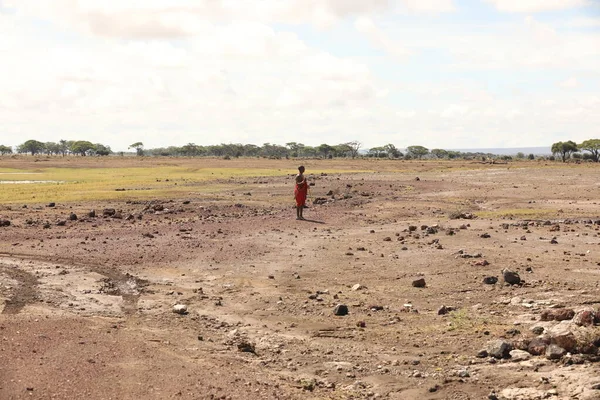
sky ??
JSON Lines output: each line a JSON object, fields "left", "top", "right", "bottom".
{"left": 0, "top": 0, "right": 599, "bottom": 152}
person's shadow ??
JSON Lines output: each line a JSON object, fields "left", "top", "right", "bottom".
{"left": 300, "top": 218, "right": 326, "bottom": 224}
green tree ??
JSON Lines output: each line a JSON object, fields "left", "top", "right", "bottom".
{"left": 383, "top": 144, "right": 402, "bottom": 159}
{"left": 345, "top": 141, "right": 362, "bottom": 159}
{"left": 285, "top": 142, "right": 305, "bottom": 157}
{"left": 578, "top": 139, "right": 600, "bottom": 162}
{"left": 58, "top": 139, "right": 69, "bottom": 157}
{"left": 551, "top": 141, "right": 578, "bottom": 162}
{"left": 129, "top": 142, "right": 145, "bottom": 156}
{"left": 430, "top": 149, "right": 448, "bottom": 159}
{"left": 528, "top": 154, "right": 535, "bottom": 160}
{"left": 70, "top": 141, "right": 96, "bottom": 156}
{"left": 515, "top": 152, "right": 525, "bottom": 159}
{"left": 0, "top": 145, "right": 12, "bottom": 155}
{"left": 17, "top": 140, "right": 45, "bottom": 155}
{"left": 180, "top": 143, "right": 201, "bottom": 156}
{"left": 94, "top": 143, "right": 112, "bottom": 156}
{"left": 407, "top": 145, "right": 429, "bottom": 159}
{"left": 317, "top": 144, "right": 335, "bottom": 158}
{"left": 368, "top": 147, "right": 386, "bottom": 158}
{"left": 44, "top": 142, "right": 61, "bottom": 155}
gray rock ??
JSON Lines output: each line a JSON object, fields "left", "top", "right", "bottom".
{"left": 546, "top": 344, "right": 566, "bottom": 360}
{"left": 486, "top": 339, "right": 513, "bottom": 359}
{"left": 502, "top": 269, "right": 521, "bottom": 285}
{"left": 172, "top": 304, "right": 188, "bottom": 315}
{"left": 334, "top": 304, "right": 349, "bottom": 316}
{"left": 483, "top": 276, "right": 498, "bottom": 284}
{"left": 509, "top": 349, "right": 532, "bottom": 362}
{"left": 351, "top": 284, "right": 364, "bottom": 291}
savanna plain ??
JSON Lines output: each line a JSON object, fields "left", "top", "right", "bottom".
{"left": 1, "top": 156, "right": 599, "bottom": 400}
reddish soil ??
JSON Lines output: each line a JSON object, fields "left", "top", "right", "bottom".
{"left": 1, "top": 158, "right": 600, "bottom": 400}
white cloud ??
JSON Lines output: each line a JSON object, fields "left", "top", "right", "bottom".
{"left": 354, "top": 17, "right": 411, "bottom": 60}
{"left": 559, "top": 77, "right": 579, "bottom": 88}
{"left": 485, "top": 0, "right": 590, "bottom": 13}
{"left": 397, "top": 0, "right": 455, "bottom": 13}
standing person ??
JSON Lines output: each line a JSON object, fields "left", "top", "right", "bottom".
{"left": 294, "top": 166, "right": 308, "bottom": 220}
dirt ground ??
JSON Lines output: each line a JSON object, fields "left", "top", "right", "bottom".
{"left": 1, "top": 157, "right": 600, "bottom": 400}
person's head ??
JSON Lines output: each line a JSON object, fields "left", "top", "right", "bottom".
{"left": 298, "top": 166, "right": 305, "bottom": 174}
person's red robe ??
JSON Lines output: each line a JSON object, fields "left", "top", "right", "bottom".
{"left": 294, "top": 179, "right": 308, "bottom": 207}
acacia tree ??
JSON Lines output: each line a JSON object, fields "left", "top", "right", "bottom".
{"left": 551, "top": 141, "right": 578, "bottom": 162}
{"left": 578, "top": 139, "right": 600, "bottom": 162}
{"left": 17, "top": 140, "right": 45, "bottom": 155}
{"left": 0, "top": 145, "right": 12, "bottom": 155}
{"left": 430, "top": 149, "right": 448, "bottom": 159}
{"left": 129, "top": 142, "right": 145, "bottom": 156}
{"left": 407, "top": 145, "right": 429, "bottom": 159}
{"left": 70, "top": 140, "right": 96, "bottom": 156}
{"left": 383, "top": 143, "right": 402, "bottom": 159}
{"left": 345, "top": 141, "right": 362, "bottom": 159}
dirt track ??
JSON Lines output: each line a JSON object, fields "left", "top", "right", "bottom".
{"left": 1, "top": 158, "right": 600, "bottom": 400}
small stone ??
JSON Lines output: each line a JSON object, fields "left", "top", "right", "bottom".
{"left": 531, "top": 326, "right": 545, "bottom": 335}
{"left": 351, "top": 284, "right": 364, "bottom": 291}
{"left": 412, "top": 278, "right": 426, "bottom": 288}
{"left": 528, "top": 338, "right": 548, "bottom": 356}
{"left": 438, "top": 305, "right": 455, "bottom": 315}
{"left": 88, "top": 210, "right": 96, "bottom": 218}
{"left": 509, "top": 349, "right": 532, "bottom": 362}
{"left": 47, "top": 202, "right": 55, "bottom": 207}
{"left": 458, "top": 369, "right": 470, "bottom": 378}
{"left": 334, "top": 304, "right": 349, "bottom": 316}
{"left": 502, "top": 269, "right": 521, "bottom": 285}
{"left": 237, "top": 341, "right": 256, "bottom": 354}
{"left": 483, "top": 276, "right": 498, "bottom": 285}
{"left": 69, "top": 213, "right": 78, "bottom": 221}
{"left": 545, "top": 344, "right": 566, "bottom": 360}
{"left": 172, "top": 304, "right": 188, "bottom": 315}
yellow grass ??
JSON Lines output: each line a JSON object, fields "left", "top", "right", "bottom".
{"left": 0, "top": 165, "right": 370, "bottom": 204}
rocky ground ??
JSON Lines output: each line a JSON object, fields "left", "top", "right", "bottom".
{"left": 1, "top": 158, "right": 600, "bottom": 400}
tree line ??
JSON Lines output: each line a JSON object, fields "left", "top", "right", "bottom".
{"left": 1, "top": 140, "right": 112, "bottom": 156}
{"left": 1, "top": 139, "right": 599, "bottom": 162}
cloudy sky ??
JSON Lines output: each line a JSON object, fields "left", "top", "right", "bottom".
{"left": 0, "top": 0, "right": 599, "bottom": 151}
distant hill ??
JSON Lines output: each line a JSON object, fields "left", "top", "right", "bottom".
{"left": 448, "top": 146, "right": 551, "bottom": 156}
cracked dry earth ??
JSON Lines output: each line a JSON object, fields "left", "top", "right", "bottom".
{"left": 1, "top": 159, "right": 600, "bottom": 400}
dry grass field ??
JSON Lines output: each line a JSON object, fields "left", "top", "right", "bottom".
{"left": 1, "top": 156, "right": 599, "bottom": 400}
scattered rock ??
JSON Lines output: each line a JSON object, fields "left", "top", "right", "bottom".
{"left": 172, "top": 304, "right": 188, "bottom": 315}
{"left": 438, "top": 305, "right": 456, "bottom": 315}
{"left": 531, "top": 326, "right": 545, "bottom": 335}
{"left": 103, "top": 208, "right": 116, "bottom": 217}
{"left": 88, "top": 210, "right": 96, "bottom": 218}
{"left": 0, "top": 220, "right": 10, "bottom": 227}
{"left": 47, "top": 202, "right": 56, "bottom": 208}
{"left": 412, "top": 278, "right": 426, "bottom": 288}
{"left": 334, "top": 304, "right": 349, "bottom": 316}
{"left": 351, "top": 284, "right": 364, "bottom": 291}
{"left": 502, "top": 269, "right": 521, "bottom": 285}
{"left": 527, "top": 338, "right": 549, "bottom": 356}
{"left": 541, "top": 309, "right": 575, "bottom": 321}
{"left": 486, "top": 339, "right": 513, "bottom": 359}
{"left": 572, "top": 309, "right": 596, "bottom": 326}
{"left": 509, "top": 349, "right": 532, "bottom": 362}
{"left": 545, "top": 323, "right": 578, "bottom": 353}
{"left": 237, "top": 341, "right": 256, "bottom": 354}
{"left": 545, "top": 344, "right": 566, "bottom": 360}
{"left": 69, "top": 213, "right": 77, "bottom": 221}
{"left": 56, "top": 220, "right": 66, "bottom": 226}
{"left": 483, "top": 276, "right": 498, "bottom": 285}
